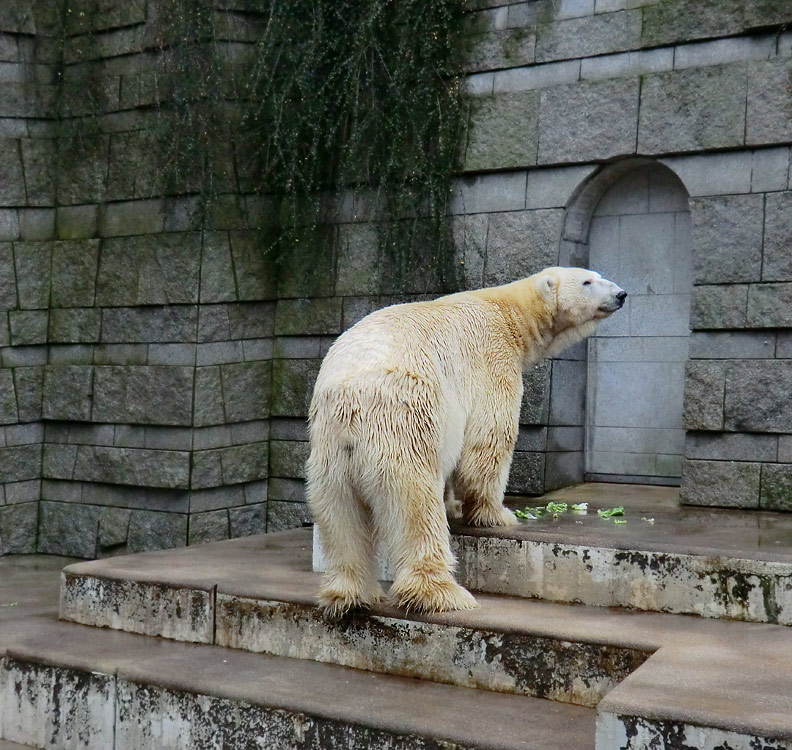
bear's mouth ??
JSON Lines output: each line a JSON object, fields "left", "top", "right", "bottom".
{"left": 599, "top": 292, "right": 627, "bottom": 314}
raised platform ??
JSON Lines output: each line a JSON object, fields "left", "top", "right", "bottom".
{"left": 314, "top": 483, "right": 792, "bottom": 623}
{"left": 5, "top": 486, "right": 792, "bottom": 749}
{"left": 1, "top": 547, "right": 593, "bottom": 750}
{"left": 59, "top": 525, "right": 792, "bottom": 748}
{"left": 460, "top": 483, "right": 792, "bottom": 624}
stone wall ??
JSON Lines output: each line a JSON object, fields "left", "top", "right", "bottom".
{"left": 0, "top": 2, "right": 276, "bottom": 556}
{"left": 455, "top": 0, "right": 792, "bottom": 509}
{"left": 0, "top": 2, "right": 58, "bottom": 554}
{"left": 1, "top": 0, "right": 792, "bottom": 556}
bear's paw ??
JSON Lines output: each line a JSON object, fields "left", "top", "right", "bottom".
{"left": 317, "top": 581, "right": 386, "bottom": 619}
{"left": 391, "top": 572, "right": 478, "bottom": 614}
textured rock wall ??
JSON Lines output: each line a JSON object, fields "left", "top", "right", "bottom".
{"left": 0, "top": 3, "right": 58, "bottom": 554}
{"left": 1, "top": 0, "right": 792, "bottom": 557}
{"left": 0, "top": 2, "right": 275, "bottom": 556}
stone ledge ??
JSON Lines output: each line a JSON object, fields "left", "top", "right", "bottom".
{"left": 0, "top": 618, "right": 595, "bottom": 750}
{"left": 455, "top": 530, "right": 792, "bottom": 623}
{"left": 62, "top": 543, "right": 648, "bottom": 706}
{"left": 596, "top": 712, "right": 791, "bottom": 750}
{"left": 53, "top": 525, "right": 792, "bottom": 746}
{"left": 215, "top": 594, "right": 645, "bottom": 707}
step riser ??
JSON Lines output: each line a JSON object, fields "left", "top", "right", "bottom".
{"left": 313, "top": 528, "right": 792, "bottom": 625}
{"left": 596, "top": 712, "right": 789, "bottom": 750}
{"left": 1, "top": 657, "right": 114, "bottom": 750}
{"left": 7, "top": 655, "right": 781, "bottom": 750}
{"left": 0, "top": 657, "right": 480, "bottom": 750}
{"left": 59, "top": 573, "right": 213, "bottom": 643}
{"left": 215, "top": 595, "right": 647, "bottom": 707}
{"left": 117, "top": 680, "right": 475, "bottom": 750}
{"left": 453, "top": 535, "right": 792, "bottom": 625}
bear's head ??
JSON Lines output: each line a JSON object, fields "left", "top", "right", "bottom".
{"left": 536, "top": 266, "right": 626, "bottom": 331}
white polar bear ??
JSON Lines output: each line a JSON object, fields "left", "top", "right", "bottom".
{"left": 307, "top": 267, "right": 626, "bottom": 616}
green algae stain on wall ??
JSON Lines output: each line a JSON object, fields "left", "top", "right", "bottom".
{"left": 52, "top": 0, "right": 472, "bottom": 296}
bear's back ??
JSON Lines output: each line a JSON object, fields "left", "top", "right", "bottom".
{"left": 315, "top": 296, "right": 502, "bottom": 396}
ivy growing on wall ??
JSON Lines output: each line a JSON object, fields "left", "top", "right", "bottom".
{"left": 55, "top": 0, "right": 471, "bottom": 293}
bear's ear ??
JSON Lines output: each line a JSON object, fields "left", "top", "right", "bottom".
{"left": 536, "top": 274, "right": 557, "bottom": 298}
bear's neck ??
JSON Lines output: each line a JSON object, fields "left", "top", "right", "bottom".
{"left": 481, "top": 285, "right": 557, "bottom": 364}
{"left": 484, "top": 284, "right": 596, "bottom": 365}
{"left": 542, "top": 320, "right": 597, "bottom": 359}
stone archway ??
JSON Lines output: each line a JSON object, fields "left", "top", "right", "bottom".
{"left": 561, "top": 160, "right": 692, "bottom": 485}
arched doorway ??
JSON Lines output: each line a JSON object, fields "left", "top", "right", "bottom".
{"left": 574, "top": 162, "right": 692, "bottom": 484}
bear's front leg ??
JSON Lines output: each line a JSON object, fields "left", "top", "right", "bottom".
{"left": 456, "top": 414, "right": 519, "bottom": 529}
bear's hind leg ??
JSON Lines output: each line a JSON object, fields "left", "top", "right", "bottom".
{"left": 308, "top": 463, "right": 385, "bottom": 618}
{"left": 382, "top": 473, "right": 478, "bottom": 613}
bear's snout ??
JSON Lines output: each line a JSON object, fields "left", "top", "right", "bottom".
{"left": 596, "top": 277, "right": 627, "bottom": 315}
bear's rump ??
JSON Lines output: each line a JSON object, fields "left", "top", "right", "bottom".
{"left": 310, "top": 371, "right": 465, "bottom": 484}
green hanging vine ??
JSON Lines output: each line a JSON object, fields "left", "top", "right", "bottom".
{"left": 55, "top": 0, "right": 471, "bottom": 294}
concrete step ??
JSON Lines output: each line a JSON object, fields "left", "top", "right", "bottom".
{"left": 452, "top": 483, "right": 792, "bottom": 625}
{"left": 61, "top": 530, "right": 657, "bottom": 706}
{"left": 62, "top": 530, "right": 649, "bottom": 706}
{"left": 0, "top": 615, "right": 595, "bottom": 750}
{"left": 58, "top": 529, "right": 792, "bottom": 748}
{"left": 309, "top": 484, "right": 792, "bottom": 624}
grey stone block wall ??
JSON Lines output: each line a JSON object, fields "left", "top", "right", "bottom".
{"left": 458, "top": 0, "right": 792, "bottom": 505}
{"left": 674, "top": 149, "right": 792, "bottom": 507}
{"left": 2, "top": 0, "right": 792, "bottom": 559}
{"left": 0, "top": 3, "right": 59, "bottom": 555}
{"left": 0, "top": 3, "right": 279, "bottom": 557}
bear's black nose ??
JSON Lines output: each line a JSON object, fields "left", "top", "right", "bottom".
{"left": 616, "top": 291, "right": 627, "bottom": 302}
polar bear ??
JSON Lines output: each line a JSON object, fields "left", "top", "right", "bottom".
{"left": 307, "top": 267, "right": 626, "bottom": 616}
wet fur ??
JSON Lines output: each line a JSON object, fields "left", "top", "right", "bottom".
{"left": 307, "top": 267, "right": 624, "bottom": 616}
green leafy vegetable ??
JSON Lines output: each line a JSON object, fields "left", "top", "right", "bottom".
{"left": 597, "top": 506, "right": 625, "bottom": 520}
{"left": 514, "top": 500, "right": 581, "bottom": 520}
{"left": 613, "top": 519, "right": 627, "bottom": 525}
{"left": 571, "top": 502, "right": 588, "bottom": 512}
{"left": 514, "top": 506, "right": 548, "bottom": 519}
{"left": 514, "top": 508, "right": 537, "bottom": 519}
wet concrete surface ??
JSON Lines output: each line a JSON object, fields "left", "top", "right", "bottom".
{"left": 495, "top": 482, "right": 792, "bottom": 562}
{"left": 58, "top": 526, "right": 792, "bottom": 743}
{"left": 0, "top": 555, "right": 75, "bottom": 641}
{"left": 1, "top": 551, "right": 597, "bottom": 750}
{"left": 5, "top": 511, "right": 792, "bottom": 746}
{"left": 0, "top": 556, "right": 74, "bottom": 750}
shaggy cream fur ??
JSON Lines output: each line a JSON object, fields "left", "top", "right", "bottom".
{"left": 307, "top": 267, "right": 626, "bottom": 616}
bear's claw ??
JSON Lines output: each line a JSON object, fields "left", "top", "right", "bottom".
{"left": 317, "top": 583, "right": 386, "bottom": 619}
{"left": 466, "top": 505, "right": 519, "bottom": 528}
{"left": 390, "top": 575, "right": 479, "bottom": 614}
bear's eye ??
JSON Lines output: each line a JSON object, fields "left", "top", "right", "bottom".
{"left": 583, "top": 280, "right": 592, "bottom": 286}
